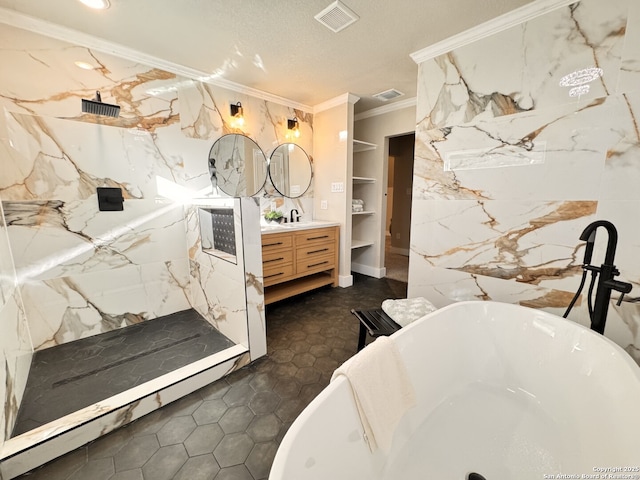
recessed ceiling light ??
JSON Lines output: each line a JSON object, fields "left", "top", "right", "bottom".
{"left": 74, "top": 61, "right": 94, "bottom": 70}
{"left": 78, "top": 0, "right": 110, "bottom": 9}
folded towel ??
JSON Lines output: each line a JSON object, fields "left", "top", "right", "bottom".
{"left": 352, "top": 205, "right": 364, "bottom": 212}
{"left": 331, "top": 336, "right": 416, "bottom": 452}
{"left": 352, "top": 198, "right": 364, "bottom": 205}
{"left": 381, "top": 297, "right": 437, "bottom": 327}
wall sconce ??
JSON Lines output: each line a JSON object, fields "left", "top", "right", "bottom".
{"left": 287, "top": 117, "right": 300, "bottom": 138}
{"left": 230, "top": 102, "right": 244, "bottom": 127}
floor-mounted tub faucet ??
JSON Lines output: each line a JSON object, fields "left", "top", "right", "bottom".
{"left": 566, "top": 220, "right": 633, "bottom": 334}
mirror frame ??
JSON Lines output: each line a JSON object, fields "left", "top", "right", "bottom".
{"left": 208, "top": 134, "right": 268, "bottom": 197}
{"left": 268, "top": 143, "right": 312, "bottom": 198}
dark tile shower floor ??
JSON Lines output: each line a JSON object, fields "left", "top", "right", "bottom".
{"left": 17, "top": 274, "right": 407, "bottom": 480}
{"left": 13, "top": 309, "right": 235, "bottom": 437}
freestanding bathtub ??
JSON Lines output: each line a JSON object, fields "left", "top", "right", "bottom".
{"left": 269, "top": 301, "right": 640, "bottom": 480}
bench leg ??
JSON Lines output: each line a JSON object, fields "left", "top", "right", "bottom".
{"left": 357, "top": 323, "right": 367, "bottom": 351}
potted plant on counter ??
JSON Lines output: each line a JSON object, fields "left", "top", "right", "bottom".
{"left": 264, "top": 210, "right": 284, "bottom": 224}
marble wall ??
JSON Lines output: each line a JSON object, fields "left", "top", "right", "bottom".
{"left": 0, "top": 20, "right": 311, "bottom": 442}
{"left": 410, "top": 0, "right": 640, "bottom": 363}
{"left": 179, "top": 82, "right": 315, "bottom": 221}
{"left": 0, "top": 201, "right": 31, "bottom": 446}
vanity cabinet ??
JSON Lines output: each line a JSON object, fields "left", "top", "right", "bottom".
{"left": 261, "top": 225, "right": 339, "bottom": 305}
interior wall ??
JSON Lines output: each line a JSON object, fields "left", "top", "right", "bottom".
{"left": 313, "top": 99, "right": 352, "bottom": 286}
{"left": 178, "top": 82, "right": 315, "bottom": 223}
{"left": 0, "top": 201, "right": 32, "bottom": 445}
{"left": 409, "top": 0, "right": 640, "bottom": 364}
{"left": 353, "top": 106, "right": 416, "bottom": 274}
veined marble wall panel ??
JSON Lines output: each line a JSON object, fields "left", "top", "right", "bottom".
{"left": 0, "top": 113, "right": 189, "bottom": 201}
{"left": 0, "top": 112, "right": 200, "bottom": 347}
{"left": 0, "top": 24, "right": 179, "bottom": 129}
{"left": 418, "top": 0, "right": 628, "bottom": 131}
{"left": 3, "top": 199, "right": 188, "bottom": 282}
{"left": 618, "top": 0, "right": 640, "bottom": 94}
{"left": 0, "top": 293, "right": 32, "bottom": 442}
{"left": 600, "top": 92, "right": 640, "bottom": 202}
{"left": 0, "top": 202, "right": 32, "bottom": 444}
{"left": 408, "top": 199, "right": 597, "bottom": 293}
{"left": 414, "top": 97, "right": 622, "bottom": 201}
{"left": 407, "top": 262, "right": 575, "bottom": 313}
{"left": 179, "top": 83, "right": 312, "bottom": 151}
{"left": 412, "top": 0, "right": 640, "bottom": 362}
{"left": 19, "top": 259, "right": 190, "bottom": 350}
{"left": 241, "top": 198, "right": 266, "bottom": 360}
{"left": 186, "top": 202, "right": 249, "bottom": 347}
{"left": 179, "top": 83, "right": 315, "bottom": 208}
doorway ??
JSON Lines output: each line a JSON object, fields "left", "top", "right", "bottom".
{"left": 384, "top": 133, "right": 415, "bottom": 283}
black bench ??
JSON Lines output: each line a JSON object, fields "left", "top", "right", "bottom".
{"left": 350, "top": 308, "right": 401, "bottom": 351}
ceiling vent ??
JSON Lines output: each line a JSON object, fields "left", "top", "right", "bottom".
{"left": 372, "top": 88, "right": 404, "bottom": 101}
{"left": 315, "top": 1, "right": 359, "bottom": 33}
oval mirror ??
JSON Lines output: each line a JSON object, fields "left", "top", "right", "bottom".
{"left": 269, "top": 143, "right": 312, "bottom": 198}
{"left": 208, "top": 134, "right": 268, "bottom": 197}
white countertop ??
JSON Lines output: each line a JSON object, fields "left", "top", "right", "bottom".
{"left": 260, "top": 220, "right": 340, "bottom": 234}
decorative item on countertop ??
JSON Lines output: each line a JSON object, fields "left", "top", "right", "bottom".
{"left": 264, "top": 209, "right": 284, "bottom": 224}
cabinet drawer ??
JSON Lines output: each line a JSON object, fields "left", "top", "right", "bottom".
{"left": 296, "top": 254, "right": 335, "bottom": 276}
{"left": 262, "top": 249, "right": 293, "bottom": 267}
{"left": 294, "top": 227, "right": 335, "bottom": 247}
{"left": 263, "top": 263, "right": 294, "bottom": 286}
{"left": 297, "top": 243, "right": 335, "bottom": 262}
{"left": 261, "top": 233, "right": 292, "bottom": 252}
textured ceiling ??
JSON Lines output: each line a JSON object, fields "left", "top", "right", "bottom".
{"left": 0, "top": 0, "right": 534, "bottom": 112}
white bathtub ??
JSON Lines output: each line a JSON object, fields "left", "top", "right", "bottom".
{"left": 270, "top": 301, "right": 640, "bottom": 480}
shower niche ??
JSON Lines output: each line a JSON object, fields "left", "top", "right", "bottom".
{"left": 199, "top": 206, "right": 237, "bottom": 263}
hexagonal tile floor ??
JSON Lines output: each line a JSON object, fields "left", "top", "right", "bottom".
{"left": 17, "top": 274, "right": 406, "bottom": 480}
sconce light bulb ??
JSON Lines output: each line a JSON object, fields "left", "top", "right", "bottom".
{"left": 288, "top": 117, "right": 301, "bottom": 138}
{"left": 230, "top": 102, "right": 244, "bottom": 128}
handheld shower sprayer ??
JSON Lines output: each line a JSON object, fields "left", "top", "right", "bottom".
{"left": 581, "top": 230, "right": 595, "bottom": 266}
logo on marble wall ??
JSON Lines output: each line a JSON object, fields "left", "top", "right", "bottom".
{"left": 559, "top": 67, "right": 604, "bottom": 98}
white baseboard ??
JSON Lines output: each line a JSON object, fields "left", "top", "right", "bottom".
{"left": 338, "top": 274, "right": 353, "bottom": 288}
{"left": 351, "top": 263, "right": 386, "bottom": 279}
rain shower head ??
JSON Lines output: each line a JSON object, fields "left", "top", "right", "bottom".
{"left": 82, "top": 91, "right": 120, "bottom": 118}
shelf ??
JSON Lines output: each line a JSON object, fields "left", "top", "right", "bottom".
{"left": 353, "top": 176, "right": 375, "bottom": 184}
{"left": 353, "top": 139, "right": 377, "bottom": 153}
{"left": 351, "top": 239, "right": 374, "bottom": 249}
{"left": 264, "top": 272, "right": 335, "bottom": 305}
{"left": 352, "top": 210, "right": 375, "bottom": 216}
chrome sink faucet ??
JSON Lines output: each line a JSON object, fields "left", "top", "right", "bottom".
{"left": 290, "top": 209, "right": 300, "bottom": 223}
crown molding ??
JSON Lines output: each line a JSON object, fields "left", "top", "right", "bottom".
{"left": 410, "top": 0, "right": 579, "bottom": 64}
{"left": 313, "top": 93, "right": 361, "bottom": 114}
{"left": 354, "top": 97, "right": 417, "bottom": 121}
{"left": 0, "top": 7, "right": 314, "bottom": 113}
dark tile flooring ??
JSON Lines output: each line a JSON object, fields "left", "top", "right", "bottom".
{"left": 17, "top": 274, "right": 407, "bottom": 480}
{"left": 13, "top": 310, "right": 235, "bottom": 437}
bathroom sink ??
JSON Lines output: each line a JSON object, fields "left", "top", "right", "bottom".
{"left": 261, "top": 222, "right": 310, "bottom": 231}
{"left": 261, "top": 223, "right": 298, "bottom": 231}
